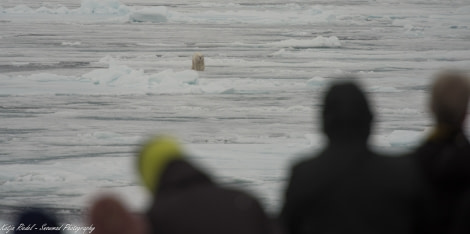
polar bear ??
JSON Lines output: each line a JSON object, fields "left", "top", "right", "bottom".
{"left": 192, "top": 52, "right": 205, "bottom": 71}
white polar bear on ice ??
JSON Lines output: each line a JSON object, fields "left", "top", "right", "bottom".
{"left": 192, "top": 52, "right": 205, "bottom": 71}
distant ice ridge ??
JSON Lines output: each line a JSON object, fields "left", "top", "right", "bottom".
{"left": 1, "top": 0, "right": 168, "bottom": 23}
{"left": 3, "top": 0, "right": 469, "bottom": 26}
{"left": 79, "top": 0, "right": 128, "bottom": 14}
{"left": 1, "top": 0, "right": 131, "bottom": 15}
{"left": 0, "top": 56, "right": 310, "bottom": 96}
{"left": 0, "top": 0, "right": 337, "bottom": 25}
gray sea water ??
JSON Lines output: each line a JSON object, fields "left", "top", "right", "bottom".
{"left": 1, "top": 0, "right": 469, "bottom": 223}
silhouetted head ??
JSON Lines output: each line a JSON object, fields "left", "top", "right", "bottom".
{"left": 15, "top": 208, "right": 61, "bottom": 234}
{"left": 430, "top": 70, "right": 470, "bottom": 128}
{"left": 322, "top": 81, "right": 373, "bottom": 144}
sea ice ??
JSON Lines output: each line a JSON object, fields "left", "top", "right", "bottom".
{"left": 129, "top": 7, "right": 168, "bottom": 23}
{"left": 268, "top": 36, "right": 342, "bottom": 48}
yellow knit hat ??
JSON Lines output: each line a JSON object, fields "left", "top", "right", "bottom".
{"left": 137, "top": 135, "right": 183, "bottom": 193}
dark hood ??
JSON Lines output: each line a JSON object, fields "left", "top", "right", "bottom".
{"left": 322, "top": 81, "right": 373, "bottom": 144}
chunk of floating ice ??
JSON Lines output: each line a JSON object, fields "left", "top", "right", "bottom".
{"left": 78, "top": 0, "right": 129, "bottom": 15}
{"left": 129, "top": 6, "right": 168, "bottom": 23}
{"left": 306, "top": 76, "right": 326, "bottom": 87}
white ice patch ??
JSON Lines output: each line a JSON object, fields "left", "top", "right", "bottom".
{"left": 370, "top": 86, "right": 401, "bottom": 93}
{"left": 61, "top": 41, "right": 81, "bottom": 46}
{"left": 82, "top": 63, "right": 146, "bottom": 87}
{"left": 129, "top": 6, "right": 168, "bottom": 23}
{"left": 14, "top": 173, "right": 67, "bottom": 183}
{"left": 36, "top": 6, "right": 70, "bottom": 14}
{"left": 378, "top": 108, "right": 421, "bottom": 115}
{"left": 81, "top": 62, "right": 200, "bottom": 94}
{"left": 271, "top": 49, "right": 287, "bottom": 56}
{"left": 76, "top": 131, "right": 141, "bottom": 145}
{"left": 2, "top": 5, "right": 35, "bottom": 14}
{"left": 388, "top": 130, "right": 424, "bottom": 147}
{"left": 84, "top": 56, "right": 198, "bottom": 92}
{"left": 148, "top": 69, "right": 200, "bottom": 93}
{"left": 268, "top": 36, "right": 342, "bottom": 48}
{"left": 78, "top": 0, "right": 129, "bottom": 15}
{"left": 306, "top": 76, "right": 327, "bottom": 87}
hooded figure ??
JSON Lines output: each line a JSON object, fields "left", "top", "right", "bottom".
{"left": 138, "top": 136, "right": 277, "bottom": 234}
{"left": 412, "top": 71, "right": 470, "bottom": 234}
{"left": 280, "top": 81, "right": 432, "bottom": 234}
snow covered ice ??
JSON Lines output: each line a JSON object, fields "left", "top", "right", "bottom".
{"left": 0, "top": 0, "right": 470, "bottom": 223}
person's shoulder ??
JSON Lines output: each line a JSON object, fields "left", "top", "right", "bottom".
{"left": 453, "top": 132, "right": 470, "bottom": 153}
{"left": 290, "top": 151, "right": 325, "bottom": 172}
{"left": 410, "top": 131, "right": 470, "bottom": 163}
{"left": 368, "top": 151, "right": 420, "bottom": 175}
{"left": 384, "top": 153, "right": 428, "bottom": 181}
{"left": 217, "top": 186, "right": 267, "bottom": 212}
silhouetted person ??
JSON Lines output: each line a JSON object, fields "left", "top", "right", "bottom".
{"left": 450, "top": 189, "right": 470, "bottom": 234}
{"left": 15, "top": 208, "right": 62, "bottom": 234}
{"left": 412, "top": 70, "right": 470, "bottom": 234}
{"left": 280, "top": 81, "right": 432, "bottom": 234}
{"left": 137, "top": 135, "right": 279, "bottom": 234}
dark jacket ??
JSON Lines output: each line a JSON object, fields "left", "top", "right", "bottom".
{"left": 280, "top": 82, "right": 432, "bottom": 234}
{"left": 413, "top": 129, "right": 470, "bottom": 234}
{"left": 280, "top": 143, "right": 431, "bottom": 234}
{"left": 147, "top": 159, "right": 275, "bottom": 234}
